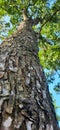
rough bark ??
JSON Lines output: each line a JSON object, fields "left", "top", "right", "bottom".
{"left": 0, "top": 19, "right": 59, "bottom": 130}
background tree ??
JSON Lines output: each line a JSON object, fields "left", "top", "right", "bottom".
{"left": 0, "top": 0, "right": 60, "bottom": 130}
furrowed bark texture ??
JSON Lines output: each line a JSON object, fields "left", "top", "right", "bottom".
{"left": 0, "top": 20, "right": 59, "bottom": 130}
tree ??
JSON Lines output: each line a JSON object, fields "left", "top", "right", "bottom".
{"left": 0, "top": 0, "right": 60, "bottom": 130}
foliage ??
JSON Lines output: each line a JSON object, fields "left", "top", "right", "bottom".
{"left": 54, "top": 83, "right": 60, "bottom": 93}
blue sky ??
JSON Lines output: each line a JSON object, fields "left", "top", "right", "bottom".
{"left": 46, "top": 0, "right": 57, "bottom": 8}
{"left": 49, "top": 72, "right": 60, "bottom": 126}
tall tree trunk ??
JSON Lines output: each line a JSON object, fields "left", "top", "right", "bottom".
{"left": 0, "top": 20, "right": 59, "bottom": 130}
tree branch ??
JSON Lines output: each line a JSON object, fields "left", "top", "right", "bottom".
{"left": 40, "top": 9, "right": 60, "bottom": 32}
{"left": 0, "top": 5, "right": 8, "bottom": 13}
{"left": 39, "top": 34, "right": 54, "bottom": 45}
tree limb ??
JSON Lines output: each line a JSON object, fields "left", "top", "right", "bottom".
{"left": 39, "top": 34, "right": 54, "bottom": 45}
{"left": 40, "top": 9, "right": 60, "bottom": 32}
